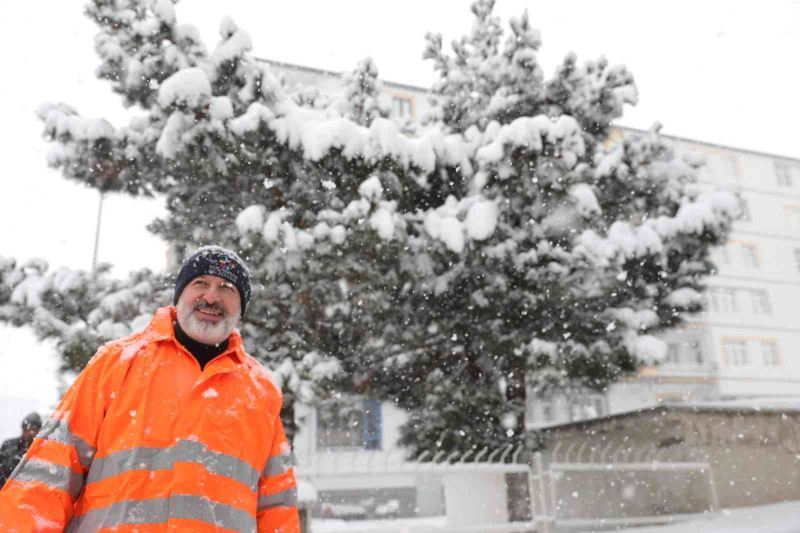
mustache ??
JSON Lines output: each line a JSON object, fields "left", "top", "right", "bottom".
{"left": 192, "top": 301, "right": 227, "bottom": 316}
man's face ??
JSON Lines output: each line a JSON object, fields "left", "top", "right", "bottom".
{"left": 21, "top": 426, "right": 39, "bottom": 443}
{"left": 176, "top": 274, "right": 242, "bottom": 346}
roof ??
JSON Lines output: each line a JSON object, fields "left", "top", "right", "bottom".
{"left": 538, "top": 396, "right": 800, "bottom": 433}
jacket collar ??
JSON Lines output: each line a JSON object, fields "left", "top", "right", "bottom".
{"left": 146, "top": 306, "right": 246, "bottom": 364}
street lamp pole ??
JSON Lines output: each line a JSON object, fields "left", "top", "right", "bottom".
{"left": 92, "top": 189, "right": 105, "bottom": 271}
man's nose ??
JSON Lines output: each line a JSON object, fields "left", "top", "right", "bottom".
{"left": 200, "top": 285, "right": 222, "bottom": 303}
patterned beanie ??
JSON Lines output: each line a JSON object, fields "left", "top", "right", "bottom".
{"left": 173, "top": 246, "right": 251, "bottom": 315}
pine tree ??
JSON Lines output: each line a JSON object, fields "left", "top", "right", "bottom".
{"left": 1, "top": 0, "right": 737, "bottom": 453}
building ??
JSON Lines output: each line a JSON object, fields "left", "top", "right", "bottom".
{"left": 538, "top": 398, "right": 800, "bottom": 510}
{"left": 263, "top": 58, "right": 800, "bottom": 516}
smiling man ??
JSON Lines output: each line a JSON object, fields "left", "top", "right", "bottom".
{"left": 0, "top": 246, "right": 300, "bottom": 532}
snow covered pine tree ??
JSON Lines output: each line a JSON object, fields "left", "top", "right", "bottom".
{"left": 0, "top": 0, "right": 737, "bottom": 454}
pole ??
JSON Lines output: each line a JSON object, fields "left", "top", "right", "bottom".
{"left": 92, "top": 190, "right": 105, "bottom": 271}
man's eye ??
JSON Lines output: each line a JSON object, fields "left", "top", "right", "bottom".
{"left": 220, "top": 283, "right": 235, "bottom": 292}
{"left": 193, "top": 280, "right": 209, "bottom": 288}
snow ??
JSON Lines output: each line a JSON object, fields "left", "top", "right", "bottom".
{"left": 688, "top": 396, "right": 800, "bottom": 412}
{"left": 10, "top": 275, "right": 47, "bottom": 307}
{"left": 209, "top": 96, "right": 234, "bottom": 120}
{"left": 202, "top": 388, "right": 218, "bottom": 398}
{"left": 465, "top": 200, "right": 498, "bottom": 240}
{"left": 236, "top": 204, "right": 266, "bottom": 234}
{"left": 615, "top": 500, "right": 800, "bottom": 533}
{"left": 297, "top": 479, "right": 318, "bottom": 504}
{"left": 263, "top": 211, "right": 289, "bottom": 242}
{"left": 627, "top": 334, "right": 667, "bottom": 364}
{"left": 119, "top": 337, "right": 150, "bottom": 362}
{"left": 37, "top": 103, "right": 114, "bottom": 141}
{"left": 369, "top": 208, "right": 395, "bottom": 240}
{"left": 151, "top": 0, "right": 176, "bottom": 24}
{"left": 570, "top": 184, "right": 602, "bottom": 215}
{"left": 309, "top": 501, "right": 800, "bottom": 532}
{"left": 665, "top": 287, "right": 703, "bottom": 307}
{"left": 212, "top": 17, "right": 252, "bottom": 65}
{"left": 229, "top": 102, "right": 275, "bottom": 135}
{"left": 358, "top": 176, "right": 383, "bottom": 201}
{"left": 476, "top": 115, "right": 585, "bottom": 167}
{"left": 157, "top": 67, "right": 212, "bottom": 109}
{"left": 438, "top": 216, "right": 465, "bottom": 254}
{"left": 312, "top": 516, "right": 447, "bottom": 533}
{"left": 156, "top": 112, "right": 192, "bottom": 158}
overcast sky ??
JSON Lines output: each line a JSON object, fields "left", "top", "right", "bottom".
{"left": 0, "top": 0, "right": 798, "bottom": 436}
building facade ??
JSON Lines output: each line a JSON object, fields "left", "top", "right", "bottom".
{"left": 599, "top": 135, "right": 800, "bottom": 422}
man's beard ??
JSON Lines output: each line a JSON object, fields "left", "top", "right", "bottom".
{"left": 176, "top": 299, "right": 240, "bottom": 346}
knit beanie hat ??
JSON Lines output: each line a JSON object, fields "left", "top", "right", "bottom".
{"left": 22, "top": 412, "right": 42, "bottom": 431}
{"left": 173, "top": 246, "right": 251, "bottom": 315}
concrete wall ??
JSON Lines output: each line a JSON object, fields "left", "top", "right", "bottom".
{"left": 543, "top": 407, "right": 800, "bottom": 510}
{"left": 441, "top": 471, "right": 510, "bottom": 526}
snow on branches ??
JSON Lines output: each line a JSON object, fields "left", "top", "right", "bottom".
{"left": 20, "top": 0, "right": 738, "bottom": 452}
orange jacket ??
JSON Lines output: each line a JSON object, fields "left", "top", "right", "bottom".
{"left": 0, "top": 307, "right": 300, "bottom": 532}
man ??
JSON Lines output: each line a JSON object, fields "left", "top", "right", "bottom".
{"left": 0, "top": 412, "right": 42, "bottom": 487}
{"left": 0, "top": 246, "right": 300, "bottom": 532}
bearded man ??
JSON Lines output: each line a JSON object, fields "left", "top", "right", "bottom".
{"left": 0, "top": 246, "right": 300, "bottom": 532}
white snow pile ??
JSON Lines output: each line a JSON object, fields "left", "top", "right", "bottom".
{"left": 594, "top": 144, "right": 625, "bottom": 179}
{"left": 157, "top": 67, "right": 212, "bottom": 109}
{"left": 424, "top": 195, "right": 499, "bottom": 253}
{"left": 624, "top": 332, "right": 667, "bottom": 364}
{"left": 312, "top": 500, "right": 800, "bottom": 532}
{"left": 569, "top": 183, "right": 602, "bottom": 215}
{"left": 37, "top": 103, "right": 114, "bottom": 141}
{"left": 476, "top": 114, "right": 585, "bottom": 168}
{"left": 575, "top": 190, "right": 739, "bottom": 266}
{"left": 616, "top": 500, "right": 800, "bottom": 533}
{"left": 267, "top": 101, "right": 464, "bottom": 173}
{"left": 665, "top": 287, "right": 703, "bottom": 307}
{"left": 212, "top": 17, "right": 252, "bottom": 66}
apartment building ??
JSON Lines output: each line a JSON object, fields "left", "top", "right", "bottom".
{"left": 598, "top": 137, "right": 800, "bottom": 421}
{"left": 264, "top": 58, "right": 800, "bottom": 515}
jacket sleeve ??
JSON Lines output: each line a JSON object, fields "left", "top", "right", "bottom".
{"left": 0, "top": 346, "right": 116, "bottom": 532}
{"left": 256, "top": 411, "right": 301, "bottom": 533}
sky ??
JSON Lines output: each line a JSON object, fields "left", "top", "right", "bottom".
{"left": 0, "top": 0, "right": 798, "bottom": 437}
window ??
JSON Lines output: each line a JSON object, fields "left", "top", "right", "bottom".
{"left": 786, "top": 206, "right": 800, "bottom": 230}
{"left": 688, "top": 340, "right": 705, "bottom": 364}
{"left": 794, "top": 248, "right": 800, "bottom": 274}
{"left": 760, "top": 340, "right": 780, "bottom": 366}
{"left": 711, "top": 246, "right": 730, "bottom": 267}
{"left": 739, "top": 198, "right": 751, "bottom": 222}
{"left": 748, "top": 289, "right": 772, "bottom": 315}
{"left": 665, "top": 343, "right": 680, "bottom": 364}
{"left": 391, "top": 96, "right": 413, "bottom": 120}
{"left": 568, "top": 394, "right": 606, "bottom": 422}
{"left": 664, "top": 340, "right": 704, "bottom": 366}
{"left": 317, "top": 398, "right": 382, "bottom": 450}
{"left": 721, "top": 154, "right": 741, "bottom": 180}
{"left": 709, "top": 287, "right": 738, "bottom": 313}
{"left": 739, "top": 243, "right": 759, "bottom": 269}
{"left": 722, "top": 340, "right": 748, "bottom": 366}
{"left": 775, "top": 161, "right": 798, "bottom": 187}
{"left": 541, "top": 402, "right": 552, "bottom": 423}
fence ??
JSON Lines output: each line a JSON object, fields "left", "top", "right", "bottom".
{"left": 298, "top": 441, "right": 719, "bottom": 532}
{"left": 530, "top": 441, "right": 719, "bottom": 532}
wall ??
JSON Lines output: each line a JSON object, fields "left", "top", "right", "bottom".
{"left": 543, "top": 407, "right": 800, "bottom": 509}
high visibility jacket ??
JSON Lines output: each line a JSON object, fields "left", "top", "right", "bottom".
{"left": 0, "top": 307, "right": 300, "bottom": 532}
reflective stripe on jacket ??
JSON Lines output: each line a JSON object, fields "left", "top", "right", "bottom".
{"left": 0, "top": 306, "right": 300, "bottom": 532}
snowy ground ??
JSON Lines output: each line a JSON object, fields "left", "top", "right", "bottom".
{"left": 311, "top": 500, "right": 800, "bottom": 532}
{"left": 612, "top": 500, "right": 800, "bottom": 533}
